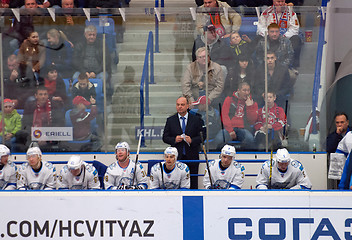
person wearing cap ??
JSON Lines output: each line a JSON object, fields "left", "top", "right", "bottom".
{"left": 150, "top": 147, "right": 190, "bottom": 189}
{"left": 192, "top": 26, "right": 234, "bottom": 71}
{"left": 0, "top": 99, "right": 22, "bottom": 147}
{"left": 57, "top": 155, "right": 100, "bottom": 190}
{"left": 70, "top": 95, "right": 98, "bottom": 145}
{"left": 196, "top": 0, "right": 242, "bottom": 38}
{"left": 104, "top": 141, "right": 148, "bottom": 190}
{"left": 203, "top": 145, "right": 245, "bottom": 189}
{"left": 17, "top": 146, "right": 57, "bottom": 190}
{"left": 256, "top": 148, "right": 312, "bottom": 189}
{"left": 0, "top": 144, "right": 17, "bottom": 190}
{"left": 183, "top": 47, "right": 224, "bottom": 106}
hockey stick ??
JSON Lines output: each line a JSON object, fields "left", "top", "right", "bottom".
{"left": 219, "top": 103, "right": 226, "bottom": 143}
{"left": 159, "top": 162, "right": 165, "bottom": 189}
{"left": 268, "top": 130, "right": 274, "bottom": 189}
{"left": 200, "top": 131, "right": 213, "bottom": 189}
{"left": 132, "top": 133, "right": 143, "bottom": 186}
{"left": 283, "top": 99, "right": 289, "bottom": 138}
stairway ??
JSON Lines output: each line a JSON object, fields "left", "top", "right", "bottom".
{"left": 106, "top": 5, "right": 322, "bottom": 152}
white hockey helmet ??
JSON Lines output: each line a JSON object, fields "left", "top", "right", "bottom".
{"left": 164, "top": 147, "right": 178, "bottom": 159}
{"left": 221, "top": 145, "right": 236, "bottom": 158}
{"left": 68, "top": 155, "right": 83, "bottom": 170}
{"left": 276, "top": 148, "right": 291, "bottom": 163}
{"left": 26, "top": 146, "right": 42, "bottom": 158}
{"left": 115, "top": 141, "right": 130, "bottom": 152}
{"left": 0, "top": 144, "right": 10, "bottom": 157}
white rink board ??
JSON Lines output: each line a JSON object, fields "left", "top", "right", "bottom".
{"left": 0, "top": 191, "right": 351, "bottom": 240}
{"left": 0, "top": 192, "right": 183, "bottom": 239}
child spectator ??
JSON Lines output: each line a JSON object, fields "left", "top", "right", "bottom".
{"left": 70, "top": 96, "right": 101, "bottom": 151}
{"left": 0, "top": 99, "right": 22, "bottom": 148}
{"left": 229, "top": 32, "right": 253, "bottom": 61}
{"left": 71, "top": 73, "right": 96, "bottom": 102}
{"left": 254, "top": 91, "right": 287, "bottom": 150}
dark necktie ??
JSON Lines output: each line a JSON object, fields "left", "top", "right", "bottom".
{"left": 181, "top": 116, "right": 186, "bottom": 155}
{"left": 181, "top": 117, "right": 186, "bottom": 133}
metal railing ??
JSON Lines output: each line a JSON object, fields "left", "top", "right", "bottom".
{"left": 140, "top": 31, "right": 154, "bottom": 147}
{"left": 311, "top": 6, "right": 326, "bottom": 134}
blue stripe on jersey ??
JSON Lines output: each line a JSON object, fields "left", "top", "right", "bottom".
{"left": 183, "top": 196, "right": 204, "bottom": 240}
{"left": 336, "top": 148, "right": 348, "bottom": 156}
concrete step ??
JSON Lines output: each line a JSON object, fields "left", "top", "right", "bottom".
{"left": 118, "top": 51, "right": 192, "bottom": 62}
{"left": 116, "top": 61, "right": 190, "bottom": 76}
{"left": 291, "top": 73, "right": 314, "bottom": 103}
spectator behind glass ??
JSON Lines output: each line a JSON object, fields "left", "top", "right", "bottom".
{"left": 20, "top": 86, "right": 64, "bottom": 151}
{"left": 253, "top": 51, "right": 291, "bottom": 108}
{"left": 71, "top": 73, "right": 97, "bottom": 102}
{"left": 257, "top": 0, "right": 302, "bottom": 69}
{"left": 0, "top": 99, "right": 22, "bottom": 148}
{"left": 219, "top": 82, "right": 258, "bottom": 150}
{"left": 69, "top": 96, "right": 101, "bottom": 151}
{"left": 182, "top": 47, "right": 224, "bottom": 107}
{"left": 196, "top": 0, "right": 242, "bottom": 38}
{"left": 45, "top": 29, "right": 73, "bottom": 78}
{"left": 229, "top": 32, "right": 254, "bottom": 62}
{"left": 57, "top": 0, "right": 86, "bottom": 46}
{"left": 4, "top": 55, "right": 23, "bottom": 108}
{"left": 223, "top": 54, "right": 255, "bottom": 99}
{"left": 326, "top": 113, "right": 350, "bottom": 154}
{"left": 255, "top": 23, "right": 294, "bottom": 69}
{"left": 18, "top": 31, "right": 46, "bottom": 81}
{"left": 254, "top": 91, "right": 287, "bottom": 150}
{"left": 43, "top": 65, "right": 68, "bottom": 108}
{"left": 192, "top": 24, "right": 234, "bottom": 72}
{"left": 0, "top": 0, "right": 9, "bottom": 8}
{"left": 72, "top": 25, "right": 111, "bottom": 92}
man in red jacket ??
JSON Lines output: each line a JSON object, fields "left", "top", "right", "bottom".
{"left": 220, "top": 82, "right": 258, "bottom": 150}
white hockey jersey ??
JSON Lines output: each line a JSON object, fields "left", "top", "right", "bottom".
{"left": 337, "top": 131, "right": 352, "bottom": 157}
{"left": 104, "top": 159, "right": 148, "bottom": 190}
{"left": 256, "top": 159, "right": 312, "bottom": 189}
{"left": 0, "top": 161, "right": 17, "bottom": 190}
{"left": 328, "top": 131, "right": 352, "bottom": 180}
{"left": 203, "top": 159, "right": 245, "bottom": 189}
{"left": 150, "top": 162, "right": 190, "bottom": 189}
{"left": 17, "top": 161, "right": 56, "bottom": 190}
{"left": 58, "top": 162, "right": 100, "bottom": 190}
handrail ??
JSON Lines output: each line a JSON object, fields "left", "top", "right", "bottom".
{"left": 311, "top": 6, "right": 326, "bottom": 134}
{"left": 140, "top": 31, "right": 154, "bottom": 147}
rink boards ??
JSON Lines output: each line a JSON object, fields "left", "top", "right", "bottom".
{"left": 0, "top": 190, "right": 351, "bottom": 239}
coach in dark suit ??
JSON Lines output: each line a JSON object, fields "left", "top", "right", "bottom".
{"left": 163, "top": 96, "right": 204, "bottom": 189}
